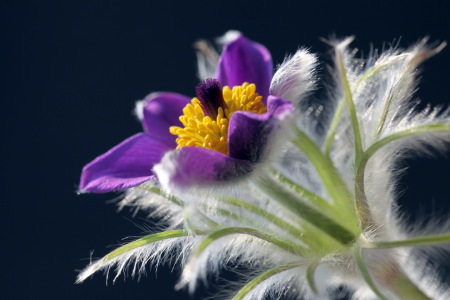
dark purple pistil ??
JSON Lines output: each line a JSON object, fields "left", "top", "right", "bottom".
{"left": 195, "top": 78, "right": 228, "bottom": 119}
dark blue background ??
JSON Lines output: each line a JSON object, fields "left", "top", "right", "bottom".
{"left": 2, "top": 1, "right": 450, "bottom": 299}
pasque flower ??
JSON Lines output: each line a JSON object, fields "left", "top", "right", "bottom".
{"left": 78, "top": 33, "right": 450, "bottom": 300}
{"left": 80, "top": 32, "right": 293, "bottom": 193}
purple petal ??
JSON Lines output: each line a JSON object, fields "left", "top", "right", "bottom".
{"left": 154, "top": 147, "right": 253, "bottom": 188}
{"left": 266, "top": 95, "right": 295, "bottom": 118}
{"left": 154, "top": 96, "right": 293, "bottom": 189}
{"left": 142, "top": 92, "right": 191, "bottom": 147}
{"left": 228, "top": 96, "right": 293, "bottom": 161}
{"left": 216, "top": 34, "right": 273, "bottom": 102}
{"left": 80, "top": 133, "right": 172, "bottom": 193}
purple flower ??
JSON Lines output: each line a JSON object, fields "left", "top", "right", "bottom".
{"left": 80, "top": 32, "right": 293, "bottom": 193}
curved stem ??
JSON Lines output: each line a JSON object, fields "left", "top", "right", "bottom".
{"left": 270, "top": 169, "right": 359, "bottom": 233}
{"left": 257, "top": 175, "right": 357, "bottom": 245}
{"left": 221, "top": 196, "right": 304, "bottom": 236}
{"left": 270, "top": 169, "right": 335, "bottom": 212}
{"left": 354, "top": 168, "right": 373, "bottom": 230}
{"left": 214, "top": 207, "right": 258, "bottom": 228}
{"left": 232, "top": 262, "right": 301, "bottom": 300}
{"left": 366, "top": 123, "right": 450, "bottom": 161}
{"left": 76, "top": 230, "right": 191, "bottom": 283}
{"left": 355, "top": 122, "right": 450, "bottom": 229}
{"left": 355, "top": 242, "right": 432, "bottom": 300}
{"left": 193, "top": 227, "right": 308, "bottom": 259}
{"left": 221, "top": 197, "right": 340, "bottom": 253}
{"left": 306, "top": 258, "right": 321, "bottom": 294}
{"left": 353, "top": 246, "right": 388, "bottom": 300}
{"left": 324, "top": 54, "right": 408, "bottom": 156}
{"left": 104, "top": 230, "right": 189, "bottom": 261}
{"left": 374, "top": 45, "right": 447, "bottom": 139}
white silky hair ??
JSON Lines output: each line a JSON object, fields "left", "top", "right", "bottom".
{"left": 403, "top": 248, "right": 450, "bottom": 300}
{"left": 76, "top": 235, "right": 197, "bottom": 284}
{"left": 179, "top": 235, "right": 299, "bottom": 293}
{"left": 119, "top": 184, "right": 184, "bottom": 228}
{"left": 76, "top": 183, "right": 192, "bottom": 283}
{"left": 237, "top": 269, "right": 306, "bottom": 300}
{"left": 324, "top": 38, "right": 449, "bottom": 298}
{"left": 301, "top": 38, "right": 450, "bottom": 231}
{"left": 270, "top": 48, "right": 318, "bottom": 107}
{"left": 78, "top": 37, "right": 450, "bottom": 299}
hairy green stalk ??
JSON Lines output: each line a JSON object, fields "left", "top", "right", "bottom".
{"left": 220, "top": 196, "right": 334, "bottom": 251}
{"left": 258, "top": 175, "right": 357, "bottom": 245}
{"left": 353, "top": 246, "right": 388, "bottom": 300}
{"left": 232, "top": 262, "right": 301, "bottom": 300}
{"left": 366, "top": 233, "right": 450, "bottom": 249}
{"left": 292, "top": 127, "right": 354, "bottom": 214}
{"left": 193, "top": 227, "right": 309, "bottom": 259}
{"left": 103, "top": 230, "right": 190, "bottom": 261}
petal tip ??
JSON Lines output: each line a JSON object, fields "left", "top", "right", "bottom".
{"left": 217, "top": 30, "right": 242, "bottom": 45}
{"left": 153, "top": 147, "right": 254, "bottom": 191}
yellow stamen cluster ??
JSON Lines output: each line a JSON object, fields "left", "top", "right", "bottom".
{"left": 170, "top": 82, "right": 267, "bottom": 155}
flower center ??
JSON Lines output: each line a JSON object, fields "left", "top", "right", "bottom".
{"left": 170, "top": 79, "right": 267, "bottom": 155}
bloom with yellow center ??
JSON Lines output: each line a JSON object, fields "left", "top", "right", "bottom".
{"left": 170, "top": 79, "right": 267, "bottom": 155}
{"left": 79, "top": 31, "right": 294, "bottom": 190}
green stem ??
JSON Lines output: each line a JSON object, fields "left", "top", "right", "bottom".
{"left": 270, "top": 169, "right": 335, "bottom": 213}
{"left": 353, "top": 246, "right": 388, "bottom": 300}
{"left": 336, "top": 47, "right": 363, "bottom": 163}
{"left": 214, "top": 207, "right": 259, "bottom": 228}
{"left": 193, "top": 227, "right": 308, "bottom": 259}
{"left": 324, "top": 52, "right": 410, "bottom": 156}
{"left": 324, "top": 99, "right": 346, "bottom": 157}
{"left": 270, "top": 169, "right": 359, "bottom": 233}
{"left": 354, "top": 245, "right": 431, "bottom": 300}
{"left": 366, "top": 123, "right": 450, "bottom": 160}
{"left": 221, "top": 197, "right": 308, "bottom": 242}
{"left": 292, "top": 128, "right": 353, "bottom": 211}
{"left": 183, "top": 212, "right": 219, "bottom": 232}
{"left": 365, "top": 233, "right": 450, "bottom": 249}
{"left": 354, "top": 167, "right": 373, "bottom": 230}
{"left": 355, "top": 57, "right": 405, "bottom": 89}
{"left": 306, "top": 258, "right": 321, "bottom": 294}
{"left": 76, "top": 230, "right": 191, "bottom": 283}
{"left": 104, "top": 230, "right": 189, "bottom": 261}
{"left": 374, "top": 45, "right": 447, "bottom": 139}
{"left": 355, "top": 123, "right": 450, "bottom": 229}
{"left": 139, "top": 185, "right": 221, "bottom": 229}
{"left": 257, "top": 175, "right": 357, "bottom": 245}
{"left": 138, "top": 185, "right": 184, "bottom": 207}
{"left": 220, "top": 196, "right": 338, "bottom": 251}
{"left": 232, "top": 262, "right": 301, "bottom": 300}
{"left": 374, "top": 90, "right": 396, "bottom": 139}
